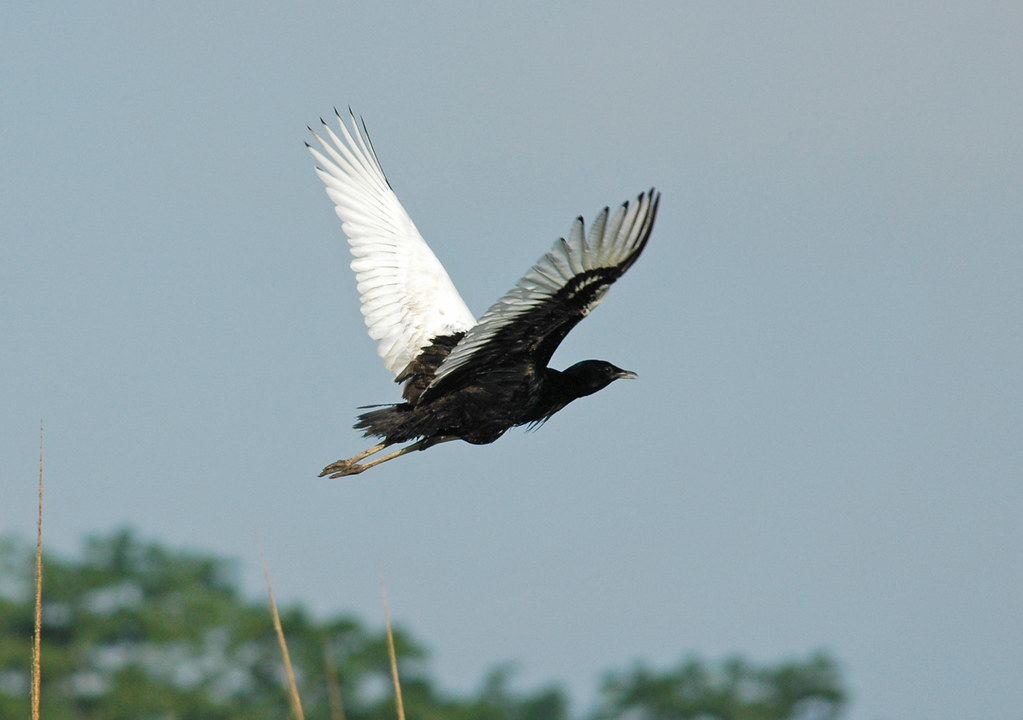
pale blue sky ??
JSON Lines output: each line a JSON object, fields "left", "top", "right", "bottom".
{"left": 3, "top": 3, "right": 1021, "bottom": 719}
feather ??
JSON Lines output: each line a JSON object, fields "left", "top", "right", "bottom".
{"left": 422, "top": 190, "right": 659, "bottom": 400}
{"left": 308, "top": 111, "right": 475, "bottom": 375}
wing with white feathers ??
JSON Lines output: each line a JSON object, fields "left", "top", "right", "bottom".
{"left": 422, "top": 189, "right": 660, "bottom": 401}
{"left": 308, "top": 110, "right": 476, "bottom": 375}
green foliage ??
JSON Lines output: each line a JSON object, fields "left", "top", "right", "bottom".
{"left": 593, "top": 653, "right": 845, "bottom": 720}
{"left": 0, "top": 530, "right": 846, "bottom": 720}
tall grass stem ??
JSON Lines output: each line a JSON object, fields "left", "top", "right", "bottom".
{"left": 31, "top": 423, "right": 44, "bottom": 720}
{"left": 260, "top": 549, "right": 305, "bottom": 720}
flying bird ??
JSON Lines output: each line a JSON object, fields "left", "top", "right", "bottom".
{"left": 308, "top": 110, "right": 659, "bottom": 477}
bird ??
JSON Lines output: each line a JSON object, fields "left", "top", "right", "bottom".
{"left": 307, "top": 109, "right": 660, "bottom": 477}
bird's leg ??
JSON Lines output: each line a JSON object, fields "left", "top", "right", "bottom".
{"left": 332, "top": 442, "right": 422, "bottom": 476}
{"left": 319, "top": 436, "right": 459, "bottom": 478}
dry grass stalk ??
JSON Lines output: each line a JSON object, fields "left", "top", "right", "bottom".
{"left": 32, "top": 423, "right": 44, "bottom": 720}
{"left": 381, "top": 583, "right": 405, "bottom": 720}
{"left": 260, "top": 549, "right": 305, "bottom": 720}
{"left": 323, "top": 643, "right": 347, "bottom": 720}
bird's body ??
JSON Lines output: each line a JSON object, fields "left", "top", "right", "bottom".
{"left": 308, "top": 110, "right": 659, "bottom": 476}
{"left": 357, "top": 354, "right": 636, "bottom": 446}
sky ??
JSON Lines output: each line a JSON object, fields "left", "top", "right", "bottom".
{"left": 2, "top": 3, "right": 1021, "bottom": 719}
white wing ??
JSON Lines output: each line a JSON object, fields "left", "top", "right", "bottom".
{"left": 308, "top": 110, "right": 476, "bottom": 375}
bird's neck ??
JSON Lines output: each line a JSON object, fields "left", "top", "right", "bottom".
{"left": 544, "top": 367, "right": 596, "bottom": 402}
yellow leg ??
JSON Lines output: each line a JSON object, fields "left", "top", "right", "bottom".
{"left": 319, "top": 436, "right": 458, "bottom": 478}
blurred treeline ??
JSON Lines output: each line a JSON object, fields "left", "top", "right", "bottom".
{"left": 0, "top": 530, "right": 845, "bottom": 719}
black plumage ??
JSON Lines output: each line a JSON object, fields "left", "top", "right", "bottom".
{"left": 308, "top": 110, "right": 659, "bottom": 477}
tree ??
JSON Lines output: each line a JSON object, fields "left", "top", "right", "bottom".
{"left": 592, "top": 653, "right": 845, "bottom": 720}
{"left": 0, "top": 530, "right": 567, "bottom": 720}
{"left": 0, "top": 530, "right": 846, "bottom": 719}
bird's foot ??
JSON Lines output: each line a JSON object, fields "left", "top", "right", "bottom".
{"left": 319, "top": 458, "right": 367, "bottom": 478}
{"left": 318, "top": 442, "right": 388, "bottom": 479}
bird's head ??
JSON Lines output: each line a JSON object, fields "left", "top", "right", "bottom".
{"left": 562, "top": 360, "right": 638, "bottom": 398}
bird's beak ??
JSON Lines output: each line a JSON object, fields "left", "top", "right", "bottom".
{"left": 616, "top": 369, "right": 638, "bottom": 380}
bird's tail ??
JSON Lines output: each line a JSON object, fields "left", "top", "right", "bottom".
{"left": 354, "top": 404, "right": 421, "bottom": 443}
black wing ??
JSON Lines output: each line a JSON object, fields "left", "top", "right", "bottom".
{"left": 420, "top": 189, "right": 659, "bottom": 401}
